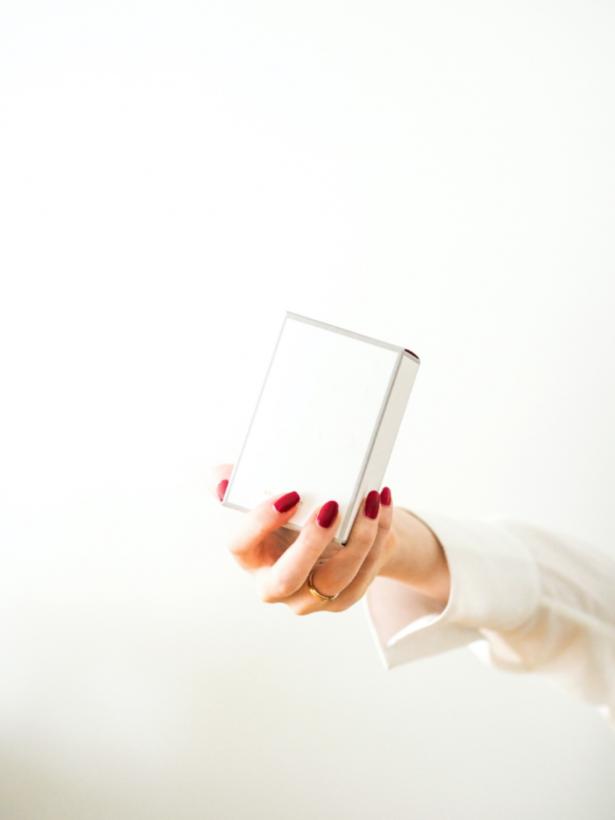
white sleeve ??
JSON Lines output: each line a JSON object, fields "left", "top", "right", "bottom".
{"left": 363, "top": 508, "right": 615, "bottom": 727}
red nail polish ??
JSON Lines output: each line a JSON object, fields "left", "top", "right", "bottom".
{"left": 364, "top": 490, "right": 380, "bottom": 519}
{"left": 273, "top": 491, "right": 300, "bottom": 513}
{"left": 317, "top": 500, "right": 338, "bottom": 528}
{"left": 380, "top": 487, "right": 392, "bottom": 506}
{"left": 217, "top": 479, "right": 229, "bottom": 501}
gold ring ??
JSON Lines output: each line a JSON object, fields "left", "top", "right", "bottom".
{"left": 307, "top": 569, "right": 340, "bottom": 602}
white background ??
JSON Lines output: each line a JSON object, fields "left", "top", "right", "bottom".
{"left": 1, "top": 1, "right": 614, "bottom": 818}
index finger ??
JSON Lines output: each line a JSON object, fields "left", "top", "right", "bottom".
{"left": 259, "top": 500, "right": 341, "bottom": 600}
{"left": 226, "top": 489, "right": 302, "bottom": 563}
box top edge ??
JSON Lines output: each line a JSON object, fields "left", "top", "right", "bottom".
{"left": 285, "top": 311, "right": 420, "bottom": 360}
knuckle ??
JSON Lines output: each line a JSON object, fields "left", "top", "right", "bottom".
{"left": 355, "top": 529, "right": 376, "bottom": 551}
{"left": 269, "top": 575, "right": 298, "bottom": 600}
{"left": 378, "top": 515, "right": 393, "bottom": 534}
{"left": 365, "top": 525, "right": 378, "bottom": 543}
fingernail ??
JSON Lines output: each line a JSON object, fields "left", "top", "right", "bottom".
{"left": 380, "top": 486, "right": 392, "bottom": 506}
{"left": 317, "top": 500, "right": 338, "bottom": 528}
{"left": 364, "top": 490, "right": 380, "bottom": 519}
{"left": 217, "top": 479, "right": 229, "bottom": 502}
{"left": 273, "top": 491, "right": 301, "bottom": 513}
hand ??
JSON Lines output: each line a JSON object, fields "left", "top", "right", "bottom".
{"left": 210, "top": 464, "right": 397, "bottom": 614}
{"left": 377, "top": 505, "right": 451, "bottom": 605}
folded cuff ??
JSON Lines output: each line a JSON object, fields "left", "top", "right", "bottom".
{"left": 365, "top": 508, "right": 542, "bottom": 670}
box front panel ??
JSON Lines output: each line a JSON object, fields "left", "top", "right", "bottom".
{"left": 224, "top": 316, "right": 399, "bottom": 537}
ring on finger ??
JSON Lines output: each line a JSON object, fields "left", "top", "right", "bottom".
{"left": 307, "top": 569, "right": 340, "bottom": 602}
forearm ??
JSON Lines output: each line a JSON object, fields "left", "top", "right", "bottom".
{"left": 378, "top": 507, "right": 451, "bottom": 606}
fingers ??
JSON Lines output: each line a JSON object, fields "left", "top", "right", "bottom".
{"left": 259, "top": 499, "right": 341, "bottom": 602}
{"left": 327, "top": 503, "right": 394, "bottom": 611}
{"left": 227, "top": 489, "right": 302, "bottom": 564}
{"left": 212, "top": 459, "right": 397, "bottom": 616}
{"left": 210, "top": 462, "right": 306, "bottom": 571}
{"left": 209, "top": 463, "right": 234, "bottom": 502}
{"left": 283, "top": 486, "right": 395, "bottom": 615}
{"left": 304, "top": 490, "right": 383, "bottom": 598}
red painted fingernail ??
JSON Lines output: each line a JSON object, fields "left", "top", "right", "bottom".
{"left": 380, "top": 487, "right": 392, "bottom": 506}
{"left": 317, "top": 500, "right": 338, "bottom": 528}
{"left": 364, "top": 490, "right": 380, "bottom": 519}
{"left": 273, "top": 491, "right": 300, "bottom": 512}
{"left": 217, "top": 479, "right": 229, "bottom": 501}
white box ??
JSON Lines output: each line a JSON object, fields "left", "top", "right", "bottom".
{"left": 222, "top": 312, "right": 420, "bottom": 544}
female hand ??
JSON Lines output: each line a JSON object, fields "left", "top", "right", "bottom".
{"left": 210, "top": 464, "right": 397, "bottom": 614}
{"left": 210, "top": 464, "right": 451, "bottom": 613}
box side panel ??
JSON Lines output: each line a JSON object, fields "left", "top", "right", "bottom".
{"left": 339, "top": 354, "right": 419, "bottom": 543}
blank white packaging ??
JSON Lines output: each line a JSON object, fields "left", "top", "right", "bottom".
{"left": 222, "top": 311, "right": 420, "bottom": 545}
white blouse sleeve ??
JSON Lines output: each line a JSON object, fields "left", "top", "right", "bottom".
{"left": 363, "top": 508, "right": 615, "bottom": 727}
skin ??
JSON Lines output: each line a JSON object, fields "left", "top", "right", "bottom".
{"left": 211, "top": 463, "right": 451, "bottom": 615}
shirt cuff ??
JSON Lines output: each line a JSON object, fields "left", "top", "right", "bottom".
{"left": 364, "top": 508, "right": 542, "bottom": 670}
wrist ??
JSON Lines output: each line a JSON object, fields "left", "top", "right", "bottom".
{"left": 378, "top": 507, "right": 451, "bottom": 606}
